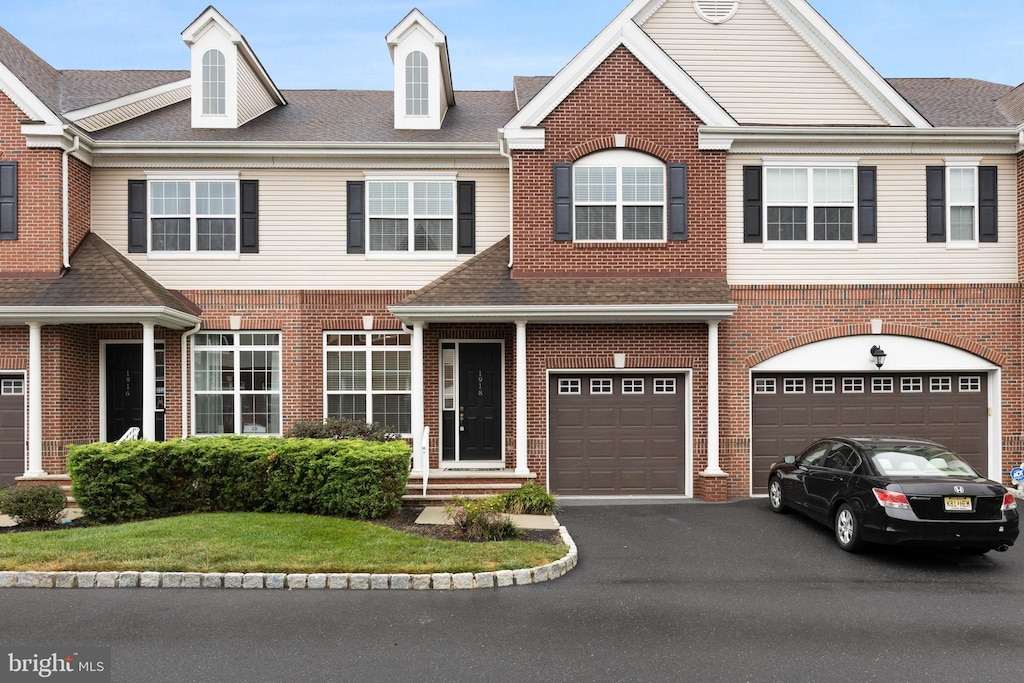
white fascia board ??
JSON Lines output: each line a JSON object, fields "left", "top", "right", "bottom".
{"left": 88, "top": 140, "right": 501, "bottom": 158}
{"left": 389, "top": 303, "right": 738, "bottom": 324}
{"left": 0, "top": 61, "right": 62, "bottom": 126}
{"left": 699, "top": 125, "right": 1018, "bottom": 154}
{"left": 765, "top": 0, "right": 931, "bottom": 128}
{"left": 0, "top": 307, "right": 200, "bottom": 329}
{"left": 64, "top": 79, "right": 192, "bottom": 122}
{"left": 503, "top": 2, "right": 736, "bottom": 148}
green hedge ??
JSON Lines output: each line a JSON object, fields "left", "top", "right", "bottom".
{"left": 67, "top": 436, "right": 411, "bottom": 523}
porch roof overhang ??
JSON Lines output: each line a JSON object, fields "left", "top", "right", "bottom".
{"left": 390, "top": 237, "right": 736, "bottom": 326}
{"left": 0, "top": 306, "right": 200, "bottom": 328}
{"left": 389, "top": 303, "right": 736, "bottom": 325}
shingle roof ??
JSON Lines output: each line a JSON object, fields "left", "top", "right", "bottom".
{"left": 59, "top": 70, "right": 189, "bottom": 112}
{"left": 0, "top": 233, "right": 200, "bottom": 316}
{"left": 513, "top": 76, "right": 552, "bottom": 111}
{"left": 887, "top": 78, "right": 1016, "bottom": 127}
{"left": 396, "top": 238, "right": 733, "bottom": 311}
{"left": 0, "top": 25, "right": 62, "bottom": 117}
{"left": 89, "top": 89, "right": 517, "bottom": 143}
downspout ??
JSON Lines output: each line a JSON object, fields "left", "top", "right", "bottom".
{"left": 498, "top": 130, "right": 514, "bottom": 268}
{"left": 61, "top": 129, "right": 81, "bottom": 269}
{"left": 180, "top": 321, "right": 202, "bottom": 439}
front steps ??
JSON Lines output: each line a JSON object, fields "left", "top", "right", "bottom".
{"left": 404, "top": 469, "right": 536, "bottom": 503}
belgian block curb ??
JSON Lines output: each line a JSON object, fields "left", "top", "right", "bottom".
{"left": 0, "top": 527, "right": 577, "bottom": 591}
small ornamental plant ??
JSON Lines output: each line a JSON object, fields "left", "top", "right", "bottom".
{"left": 446, "top": 496, "right": 522, "bottom": 541}
{"left": 0, "top": 483, "right": 68, "bottom": 527}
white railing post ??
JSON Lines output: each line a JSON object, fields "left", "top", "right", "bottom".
{"left": 421, "top": 426, "right": 430, "bottom": 497}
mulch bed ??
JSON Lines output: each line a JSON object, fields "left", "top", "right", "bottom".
{"left": 370, "top": 505, "right": 564, "bottom": 545}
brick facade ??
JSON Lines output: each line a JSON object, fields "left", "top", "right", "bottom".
{"left": 510, "top": 46, "right": 727, "bottom": 278}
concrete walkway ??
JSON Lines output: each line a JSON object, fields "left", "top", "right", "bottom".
{"left": 414, "top": 506, "right": 560, "bottom": 530}
{"left": 0, "top": 507, "right": 82, "bottom": 527}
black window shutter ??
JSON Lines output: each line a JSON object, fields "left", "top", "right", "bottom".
{"left": 925, "top": 166, "right": 946, "bottom": 242}
{"left": 457, "top": 180, "right": 476, "bottom": 254}
{"left": 0, "top": 161, "right": 17, "bottom": 240}
{"left": 553, "top": 163, "right": 573, "bottom": 241}
{"left": 742, "top": 166, "right": 762, "bottom": 243}
{"left": 128, "top": 179, "right": 147, "bottom": 253}
{"left": 239, "top": 179, "right": 259, "bottom": 253}
{"left": 978, "top": 166, "right": 997, "bottom": 243}
{"left": 857, "top": 166, "right": 877, "bottom": 243}
{"left": 347, "top": 181, "right": 365, "bottom": 254}
{"left": 667, "top": 163, "right": 688, "bottom": 241}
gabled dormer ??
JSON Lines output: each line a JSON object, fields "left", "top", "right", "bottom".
{"left": 181, "top": 5, "right": 285, "bottom": 129}
{"left": 386, "top": 10, "right": 455, "bottom": 131}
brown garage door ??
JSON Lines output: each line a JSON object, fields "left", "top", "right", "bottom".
{"left": 549, "top": 373, "right": 686, "bottom": 495}
{"left": 0, "top": 375, "right": 26, "bottom": 487}
{"left": 751, "top": 372, "right": 988, "bottom": 494}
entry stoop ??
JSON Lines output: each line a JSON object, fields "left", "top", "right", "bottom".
{"left": 404, "top": 469, "right": 537, "bottom": 503}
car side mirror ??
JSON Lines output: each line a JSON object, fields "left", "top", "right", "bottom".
{"left": 784, "top": 455, "right": 796, "bottom": 464}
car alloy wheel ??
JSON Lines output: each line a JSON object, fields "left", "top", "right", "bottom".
{"left": 768, "top": 478, "right": 786, "bottom": 514}
{"left": 834, "top": 503, "right": 863, "bottom": 552}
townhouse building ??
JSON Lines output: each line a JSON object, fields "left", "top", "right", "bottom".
{"left": 0, "top": 0, "right": 1021, "bottom": 502}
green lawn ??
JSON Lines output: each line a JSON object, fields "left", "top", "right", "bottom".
{"left": 0, "top": 513, "right": 566, "bottom": 574}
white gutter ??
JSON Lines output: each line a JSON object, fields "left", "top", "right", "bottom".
{"left": 390, "top": 303, "right": 738, "bottom": 324}
{"left": 61, "top": 129, "right": 81, "bottom": 269}
{"left": 498, "top": 130, "right": 514, "bottom": 268}
{"left": 180, "top": 321, "right": 202, "bottom": 439}
{"left": 700, "top": 125, "right": 1019, "bottom": 152}
{"left": 0, "top": 306, "right": 200, "bottom": 328}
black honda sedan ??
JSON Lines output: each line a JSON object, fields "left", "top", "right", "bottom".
{"left": 767, "top": 436, "right": 1019, "bottom": 553}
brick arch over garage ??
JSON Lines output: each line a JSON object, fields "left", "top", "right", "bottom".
{"left": 567, "top": 135, "right": 672, "bottom": 162}
{"left": 742, "top": 323, "right": 1006, "bottom": 370}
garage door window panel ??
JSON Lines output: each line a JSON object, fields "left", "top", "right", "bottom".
{"left": 755, "top": 378, "right": 776, "bottom": 394}
{"left": 591, "top": 378, "right": 612, "bottom": 394}
{"left": 784, "top": 378, "right": 805, "bottom": 394}
{"left": 872, "top": 377, "right": 893, "bottom": 393}
{"left": 813, "top": 378, "right": 835, "bottom": 394}
{"left": 902, "top": 377, "right": 923, "bottom": 393}
{"left": 843, "top": 377, "right": 864, "bottom": 393}
{"left": 622, "top": 378, "right": 645, "bottom": 394}
{"left": 931, "top": 377, "right": 952, "bottom": 393}
{"left": 960, "top": 376, "right": 981, "bottom": 392}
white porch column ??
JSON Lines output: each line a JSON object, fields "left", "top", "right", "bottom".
{"left": 25, "top": 322, "right": 45, "bottom": 476}
{"left": 702, "top": 320, "right": 727, "bottom": 476}
{"left": 142, "top": 322, "right": 156, "bottom": 441}
{"left": 411, "top": 322, "right": 425, "bottom": 473}
{"left": 515, "top": 320, "right": 529, "bottom": 474}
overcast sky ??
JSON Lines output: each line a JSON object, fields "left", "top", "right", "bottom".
{"left": 3, "top": 1, "right": 1023, "bottom": 91}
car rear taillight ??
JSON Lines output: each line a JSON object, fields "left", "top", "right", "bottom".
{"left": 1002, "top": 492, "right": 1018, "bottom": 511}
{"left": 873, "top": 488, "right": 911, "bottom": 510}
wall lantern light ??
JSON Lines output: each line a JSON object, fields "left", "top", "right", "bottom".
{"left": 870, "top": 345, "right": 886, "bottom": 370}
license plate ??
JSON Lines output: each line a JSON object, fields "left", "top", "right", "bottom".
{"left": 944, "top": 496, "right": 972, "bottom": 511}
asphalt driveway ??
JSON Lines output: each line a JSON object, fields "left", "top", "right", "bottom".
{"left": 1, "top": 499, "right": 1021, "bottom": 683}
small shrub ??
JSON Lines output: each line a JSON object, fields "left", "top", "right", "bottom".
{"left": 446, "top": 496, "right": 522, "bottom": 541}
{"left": 496, "top": 481, "right": 557, "bottom": 515}
{"left": 287, "top": 418, "right": 399, "bottom": 442}
{"left": 0, "top": 483, "right": 68, "bottom": 527}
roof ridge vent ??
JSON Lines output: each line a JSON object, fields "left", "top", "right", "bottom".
{"left": 693, "top": 0, "right": 740, "bottom": 24}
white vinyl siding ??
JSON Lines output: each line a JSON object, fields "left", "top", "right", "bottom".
{"left": 236, "top": 56, "right": 278, "bottom": 127}
{"left": 90, "top": 167, "right": 509, "bottom": 289}
{"left": 72, "top": 85, "right": 191, "bottom": 133}
{"left": 642, "top": 0, "right": 887, "bottom": 125}
{"left": 728, "top": 154, "right": 1017, "bottom": 284}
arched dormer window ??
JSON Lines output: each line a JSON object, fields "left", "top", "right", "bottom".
{"left": 202, "top": 49, "right": 226, "bottom": 115}
{"left": 405, "top": 51, "right": 429, "bottom": 116}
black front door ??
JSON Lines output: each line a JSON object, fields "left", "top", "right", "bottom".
{"left": 458, "top": 343, "right": 502, "bottom": 461}
{"left": 106, "top": 345, "right": 143, "bottom": 442}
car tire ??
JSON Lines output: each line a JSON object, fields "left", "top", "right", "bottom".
{"left": 834, "top": 503, "right": 864, "bottom": 553}
{"left": 768, "top": 477, "right": 788, "bottom": 514}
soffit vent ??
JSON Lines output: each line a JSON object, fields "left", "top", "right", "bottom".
{"left": 693, "top": 0, "right": 740, "bottom": 24}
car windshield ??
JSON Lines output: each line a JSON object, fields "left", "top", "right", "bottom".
{"left": 870, "top": 445, "right": 979, "bottom": 478}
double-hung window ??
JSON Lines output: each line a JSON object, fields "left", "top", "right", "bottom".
{"left": 947, "top": 164, "right": 977, "bottom": 243}
{"left": 573, "top": 150, "right": 665, "bottom": 241}
{"left": 367, "top": 176, "right": 455, "bottom": 253}
{"left": 325, "top": 332, "right": 412, "bottom": 434}
{"left": 193, "top": 332, "right": 281, "bottom": 435}
{"left": 926, "top": 160, "right": 998, "bottom": 245}
{"left": 149, "top": 175, "right": 238, "bottom": 253}
{"left": 765, "top": 162, "right": 856, "bottom": 243}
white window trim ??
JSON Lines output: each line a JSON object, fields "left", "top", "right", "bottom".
{"left": 145, "top": 171, "right": 241, "bottom": 259}
{"left": 363, "top": 172, "right": 458, "bottom": 257}
{"left": 323, "top": 331, "right": 413, "bottom": 436}
{"left": 762, "top": 157, "right": 859, "bottom": 249}
{"left": 573, "top": 149, "right": 667, "bottom": 243}
{"left": 192, "top": 332, "right": 282, "bottom": 437}
{"left": 944, "top": 158, "right": 981, "bottom": 248}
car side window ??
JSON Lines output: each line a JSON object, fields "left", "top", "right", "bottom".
{"left": 824, "top": 445, "right": 861, "bottom": 473}
{"left": 798, "top": 444, "right": 829, "bottom": 467}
